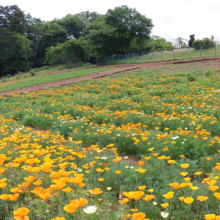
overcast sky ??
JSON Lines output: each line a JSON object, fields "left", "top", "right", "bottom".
{"left": 1, "top": 0, "right": 220, "bottom": 43}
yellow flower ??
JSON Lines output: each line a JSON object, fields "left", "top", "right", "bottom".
{"left": 115, "top": 170, "right": 121, "bottom": 175}
{"left": 161, "top": 203, "right": 169, "bottom": 208}
{"left": 89, "top": 188, "right": 103, "bottom": 195}
{"left": 180, "top": 172, "right": 188, "bottom": 177}
{"left": 138, "top": 185, "right": 146, "bottom": 191}
{"left": 190, "top": 186, "right": 198, "bottom": 191}
{"left": 98, "top": 178, "right": 104, "bottom": 182}
{"left": 184, "top": 197, "right": 194, "bottom": 204}
{"left": 180, "top": 164, "right": 189, "bottom": 169}
{"left": 63, "top": 203, "right": 78, "bottom": 214}
{"left": 197, "top": 196, "right": 208, "bottom": 202}
{"left": 179, "top": 197, "right": 184, "bottom": 202}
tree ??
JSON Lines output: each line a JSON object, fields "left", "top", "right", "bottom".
{"left": 146, "top": 36, "right": 173, "bottom": 51}
{"left": 188, "top": 35, "right": 195, "bottom": 47}
{"left": 105, "top": 5, "right": 153, "bottom": 53}
{"left": 85, "top": 15, "right": 118, "bottom": 56}
{"left": 58, "top": 11, "right": 99, "bottom": 39}
{"left": 173, "top": 37, "right": 187, "bottom": 48}
{"left": 0, "top": 34, "right": 32, "bottom": 74}
{"left": 192, "top": 38, "right": 215, "bottom": 50}
{"left": 25, "top": 13, "right": 45, "bottom": 67}
{"left": 0, "top": 5, "right": 32, "bottom": 75}
{"left": 44, "top": 37, "right": 90, "bottom": 66}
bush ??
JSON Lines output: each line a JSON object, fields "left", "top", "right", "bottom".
{"left": 192, "top": 38, "right": 215, "bottom": 50}
{"left": 192, "top": 40, "right": 203, "bottom": 50}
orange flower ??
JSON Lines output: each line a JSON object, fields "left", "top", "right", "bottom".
{"left": 63, "top": 203, "right": 78, "bottom": 214}
{"left": 13, "top": 207, "right": 30, "bottom": 218}
{"left": 204, "top": 214, "right": 216, "bottom": 220}
{"left": 169, "top": 182, "right": 179, "bottom": 190}
{"left": 54, "top": 181, "right": 66, "bottom": 191}
{"left": 9, "top": 193, "right": 19, "bottom": 201}
{"left": 184, "top": 177, "right": 191, "bottom": 182}
{"left": 119, "top": 198, "right": 129, "bottom": 204}
{"left": 89, "top": 188, "right": 103, "bottom": 195}
{"left": 138, "top": 185, "right": 146, "bottom": 191}
{"left": 214, "top": 192, "right": 220, "bottom": 200}
{"left": 209, "top": 185, "right": 219, "bottom": 192}
{"left": 138, "top": 161, "right": 145, "bottom": 166}
{"left": 123, "top": 191, "right": 145, "bottom": 201}
{"left": 195, "top": 171, "right": 202, "bottom": 176}
{"left": 0, "top": 194, "right": 9, "bottom": 200}
{"left": 179, "top": 197, "right": 184, "bottom": 202}
{"left": 180, "top": 172, "right": 188, "bottom": 177}
{"left": 63, "top": 187, "right": 73, "bottom": 193}
{"left": 112, "top": 157, "right": 121, "bottom": 162}
{"left": 161, "top": 203, "right": 169, "bottom": 208}
{"left": 143, "top": 194, "right": 155, "bottom": 202}
{"left": 163, "top": 191, "right": 174, "bottom": 200}
{"left": 197, "top": 196, "right": 208, "bottom": 202}
{"left": 0, "top": 183, "right": 7, "bottom": 189}
{"left": 144, "top": 156, "right": 151, "bottom": 161}
{"left": 132, "top": 212, "right": 147, "bottom": 220}
{"left": 184, "top": 197, "right": 194, "bottom": 204}
{"left": 181, "top": 164, "right": 189, "bottom": 169}
{"left": 96, "top": 168, "right": 104, "bottom": 173}
{"left": 39, "top": 193, "right": 51, "bottom": 201}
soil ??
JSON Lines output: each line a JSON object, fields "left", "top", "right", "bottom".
{"left": 1, "top": 56, "right": 220, "bottom": 97}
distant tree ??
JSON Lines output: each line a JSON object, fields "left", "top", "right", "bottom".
{"left": 192, "top": 38, "right": 215, "bottom": 50}
{"left": 173, "top": 37, "right": 187, "bottom": 48}
{"left": 146, "top": 36, "right": 173, "bottom": 51}
{"left": 188, "top": 35, "right": 195, "bottom": 47}
{"left": 105, "top": 5, "right": 153, "bottom": 53}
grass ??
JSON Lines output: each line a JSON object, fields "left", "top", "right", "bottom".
{"left": 102, "top": 46, "right": 220, "bottom": 65}
{"left": 0, "top": 63, "right": 94, "bottom": 83}
{"left": 0, "top": 67, "right": 113, "bottom": 93}
{"left": 0, "top": 65, "right": 220, "bottom": 219}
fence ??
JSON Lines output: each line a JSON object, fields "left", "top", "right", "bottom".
{"left": 96, "top": 44, "right": 220, "bottom": 65}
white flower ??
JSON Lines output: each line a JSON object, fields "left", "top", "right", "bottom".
{"left": 107, "top": 187, "right": 112, "bottom": 190}
{"left": 124, "top": 156, "right": 128, "bottom": 159}
{"left": 84, "top": 206, "right": 97, "bottom": 214}
{"left": 172, "top": 136, "right": 179, "bottom": 140}
{"left": 100, "top": 157, "right": 108, "bottom": 160}
{"left": 161, "top": 211, "right": 169, "bottom": 218}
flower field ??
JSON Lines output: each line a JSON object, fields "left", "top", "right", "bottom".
{"left": 0, "top": 67, "right": 220, "bottom": 219}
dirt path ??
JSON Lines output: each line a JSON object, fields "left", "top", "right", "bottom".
{"left": 1, "top": 57, "right": 220, "bottom": 97}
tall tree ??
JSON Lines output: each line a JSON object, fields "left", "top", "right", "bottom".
{"left": 0, "top": 5, "right": 32, "bottom": 75}
{"left": 105, "top": 5, "right": 153, "bottom": 53}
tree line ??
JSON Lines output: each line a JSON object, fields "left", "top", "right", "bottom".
{"left": 0, "top": 5, "right": 216, "bottom": 76}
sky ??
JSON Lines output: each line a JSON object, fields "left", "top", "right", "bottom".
{"left": 1, "top": 0, "right": 220, "bottom": 43}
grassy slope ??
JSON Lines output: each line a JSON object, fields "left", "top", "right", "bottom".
{"left": 0, "top": 67, "right": 113, "bottom": 93}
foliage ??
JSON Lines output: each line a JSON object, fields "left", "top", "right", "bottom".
{"left": 145, "top": 35, "right": 173, "bottom": 51}
{"left": 105, "top": 5, "right": 153, "bottom": 53}
{"left": 188, "top": 35, "right": 195, "bottom": 47}
{"left": 44, "top": 38, "right": 91, "bottom": 66}
{"left": 192, "top": 38, "right": 215, "bottom": 50}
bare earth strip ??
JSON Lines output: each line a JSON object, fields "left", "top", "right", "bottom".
{"left": 1, "top": 57, "right": 220, "bottom": 96}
